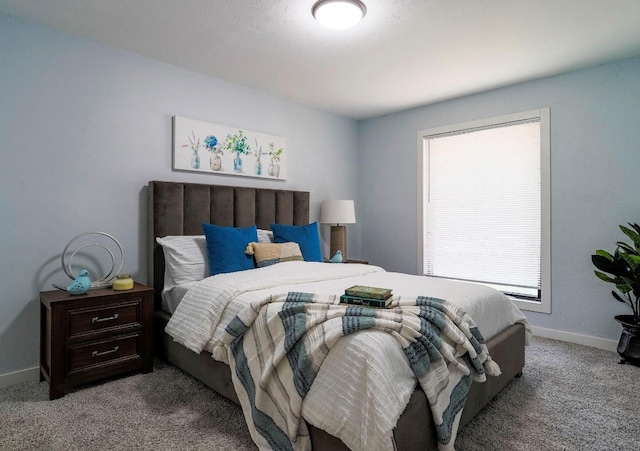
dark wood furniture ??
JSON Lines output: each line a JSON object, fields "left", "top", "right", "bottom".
{"left": 148, "top": 180, "right": 525, "bottom": 451}
{"left": 40, "top": 283, "right": 154, "bottom": 400}
{"left": 323, "top": 259, "right": 369, "bottom": 264}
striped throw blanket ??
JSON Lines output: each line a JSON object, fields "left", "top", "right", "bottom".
{"left": 221, "top": 292, "right": 501, "bottom": 451}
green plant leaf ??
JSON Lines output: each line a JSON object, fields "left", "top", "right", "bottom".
{"left": 612, "top": 290, "right": 631, "bottom": 305}
{"left": 617, "top": 241, "right": 639, "bottom": 255}
{"left": 592, "top": 253, "right": 631, "bottom": 277}
{"left": 594, "top": 271, "right": 616, "bottom": 283}
{"left": 620, "top": 224, "right": 640, "bottom": 250}
{"left": 592, "top": 254, "right": 614, "bottom": 272}
{"left": 616, "top": 283, "right": 632, "bottom": 294}
{"left": 620, "top": 253, "right": 639, "bottom": 270}
{"left": 595, "top": 249, "right": 613, "bottom": 260}
{"left": 619, "top": 276, "right": 640, "bottom": 296}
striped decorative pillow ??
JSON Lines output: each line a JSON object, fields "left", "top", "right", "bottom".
{"left": 245, "top": 242, "right": 303, "bottom": 268}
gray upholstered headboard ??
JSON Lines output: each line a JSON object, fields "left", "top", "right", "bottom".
{"left": 148, "top": 180, "right": 310, "bottom": 309}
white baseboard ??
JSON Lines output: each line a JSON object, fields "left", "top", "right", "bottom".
{"left": 0, "top": 329, "right": 620, "bottom": 388}
{"left": 531, "top": 326, "right": 618, "bottom": 353}
{"left": 0, "top": 366, "right": 40, "bottom": 389}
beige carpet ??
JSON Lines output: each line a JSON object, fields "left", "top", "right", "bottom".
{"left": 1, "top": 337, "right": 638, "bottom": 450}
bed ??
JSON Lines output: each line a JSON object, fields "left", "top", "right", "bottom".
{"left": 148, "top": 180, "right": 529, "bottom": 451}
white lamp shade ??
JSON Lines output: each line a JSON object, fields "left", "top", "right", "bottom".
{"left": 312, "top": 0, "right": 367, "bottom": 30}
{"left": 320, "top": 200, "right": 356, "bottom": 224}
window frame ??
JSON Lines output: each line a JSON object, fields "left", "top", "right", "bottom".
{"left": 416, "top": 108, "right": 551, "bottom": 313}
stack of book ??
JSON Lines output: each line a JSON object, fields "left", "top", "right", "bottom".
{"left": 340, "top": 285, "right": 393, "bottom": 308}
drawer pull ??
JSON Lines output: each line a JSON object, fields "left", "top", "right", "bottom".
{"left": 92, "top": 346, "right": 119, "bottom": 358}
{"left": 92, "top": 313, "right": 119, "bottom": 324}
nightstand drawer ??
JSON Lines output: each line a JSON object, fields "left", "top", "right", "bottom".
{"left": 68, "top": 301, "right": 141, "bottom": 339}
{"left": 67, "top": 333, "right": 141, "bottom": 374}
{"left": 40, "top": 283, "right": 154, "bottom": 399}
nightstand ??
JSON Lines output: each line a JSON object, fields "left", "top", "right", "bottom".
{"left": 40, "top": 282, "right": 154, "bottom": 400}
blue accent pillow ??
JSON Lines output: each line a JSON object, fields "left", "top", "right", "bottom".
{"left": 202, "top": 223, "right": 258, "bottom": 276}
{"left": 271, "top": 222, "right": 322, "bottom": 262}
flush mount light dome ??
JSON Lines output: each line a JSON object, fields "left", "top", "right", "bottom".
{"left": 312, "top": 0, "right": 367, "bottom": 30}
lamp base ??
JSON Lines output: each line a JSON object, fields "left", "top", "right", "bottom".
{"left": 330, "top": 225, "right": 347, "bottom": 261}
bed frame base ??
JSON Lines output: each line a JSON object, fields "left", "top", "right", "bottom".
{"left": 154, "top": 311, "right": 525, "bottom": 451}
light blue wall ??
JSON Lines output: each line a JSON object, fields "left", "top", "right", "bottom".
{"left": 359, "top": 56, "right": 640, "bottom": 342}
{"left": 0, "top": 15, "right": 360, "bottom": 375}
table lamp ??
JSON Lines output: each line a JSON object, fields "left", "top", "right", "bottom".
{"left": 320, "top": 200, "right": 356, "bottom": 261}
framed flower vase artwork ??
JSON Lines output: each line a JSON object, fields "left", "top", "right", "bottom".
{"left": 172, "top": 116, "right": 287, "bottom": 180}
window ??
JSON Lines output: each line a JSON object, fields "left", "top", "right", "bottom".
{"left": 417, "top": 108, "right": 550, "bottom": 313}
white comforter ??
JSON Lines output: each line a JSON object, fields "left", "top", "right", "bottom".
{"left": 166, "top": 262, "right": 531, "bottom": 451}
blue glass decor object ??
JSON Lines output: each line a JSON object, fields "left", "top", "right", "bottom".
{"left": 191, "top": 150, "right": 200, "bottom": 169}
{"left": 330, "top": 250, "right": 343, "bottom": 263}
{"left": 224, "top": 130, "right": 251, "bottom": 174}
{"left": 181, "top": 131, "right": 202, "bottom": 169}
{"left": 66, "top": 269, "right": 92, "bottom": 295}
{"left": 233, "top": 155, "right": 243, "bottom": 173}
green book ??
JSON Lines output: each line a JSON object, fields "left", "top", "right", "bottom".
{"left": 340, "top": 294, "right": 393, "bottom": 308}
{"left": 344, "top": 285, "right": 392, "bottom": 300}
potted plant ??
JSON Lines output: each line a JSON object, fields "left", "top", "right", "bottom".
{"left": 592, "top": 223, "right": 640, "bottom": 364}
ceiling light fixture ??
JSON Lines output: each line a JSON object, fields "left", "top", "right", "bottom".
{"left": 312, "top": 0, "right": 367, "bottom": 30}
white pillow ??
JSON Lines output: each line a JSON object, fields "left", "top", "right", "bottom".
{"left": 257, "top": 228, "right": 273, "bottom": 243}
{"left": 156, "top": 235, "right": 209, "bottom": 291}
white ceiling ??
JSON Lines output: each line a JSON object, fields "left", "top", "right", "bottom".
{"left": 2, "top": 0, "right": 640, "bottom": 120}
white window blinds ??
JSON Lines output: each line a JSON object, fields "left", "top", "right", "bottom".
{"left": 423, "top": 119, "right": 541, "bottom": 298}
